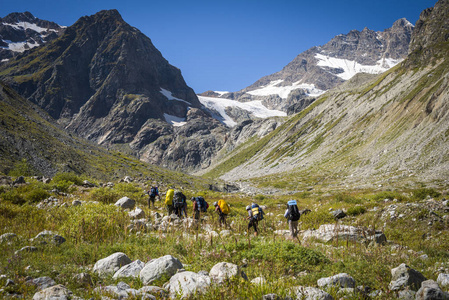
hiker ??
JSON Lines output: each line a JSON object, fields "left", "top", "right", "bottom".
{"left": 173, "top": 190, "right": 186, "bottom": 218}
{"left": 214, "top": 199, "right": 230, "bottom": 228}
{"left": 284, "top": 200, "right": 301, "bottom": 239}
{"left": 247, "top": 203, "right": 263, "bottom": 236}
{"left": 165, "top": 188, "right": 175, "bottom": 215}
{"left": 147, "top": 185, "right": 159, "bottom": 209}
{"left": 181, "top": 196, "right": 188, "bottom": 218}
{"left": 191, "top": 197, "right": 201, "bottom": 222}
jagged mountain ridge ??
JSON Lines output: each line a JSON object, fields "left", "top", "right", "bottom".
{"left": 0, "top": 12, "right": 64, "bottom": 61}
{"left": 0, "top": 10, "right": 232, "bottom": 172}
{"left": 207, "top": 18, "right": 414, "bottom": 116}
{"left": 201, "top": 0, "right": 449, "bottom": 188}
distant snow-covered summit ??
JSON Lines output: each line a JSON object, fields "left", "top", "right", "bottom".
{"left": 0, "top": 12, "right": 65, "bottom": 61}
{"left": 205, "top": 18, "right": 414, "bottom": 115}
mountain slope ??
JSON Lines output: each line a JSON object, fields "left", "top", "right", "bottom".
{"left": 202, "top": 0, "right": 449, "bottom": 189}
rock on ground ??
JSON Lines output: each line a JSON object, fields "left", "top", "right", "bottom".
{"left": 114, "top": 197, "right": 136, "bottom": 209}
{"left": 389, "top": 263, "right": 427, "bottom": 291}
{"left": 128, "top": 207, "right": 145, "bottom": 219}
{"left": 294, "top": 286, "right": 334, "bottom": 300}
{"left": 113, "top": 260, "right": 145, "bottom": 279}
{"left": 0, "top": 233, "right": 18, "bottom": 243}
{"left": 27, "top": 276, "right": 57, "bottom": 290}
{"left": 32, "top": 284, "right": 72, "bottom": 300}
{"left": 33, "top": 230, "right": 66, "bottom": 245}
{"left": 209, "top": 262, "right": 248, "bottom": 284}
{"left": 164, "top": 271, "right": 211, "bottom": 298}
{"left": 317, "top": 273, "right": 356, "bottom": 289}
{"left": 93, "top": 252, "right": 132, "bottom": 276}
{"left": 437, "top": 273, "right": 449, "bottom": 288}
{"left": 415, "top": 280, "right": 449, "bottom": 300}
{"left": 140, "top": 255, "right": 183, "bottom": 285}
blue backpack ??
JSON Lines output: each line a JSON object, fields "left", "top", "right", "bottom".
{"left": 196, "top": 197, "right": 208, "bottom": 212}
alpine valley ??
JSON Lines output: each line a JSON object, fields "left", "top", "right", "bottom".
{"left": 0, "top": 1, "right": 449, "bottom": 189}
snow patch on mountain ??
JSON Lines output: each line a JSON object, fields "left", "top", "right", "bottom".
{"left": 164, "top": 113, "right": 187, "bottom": 127}
{"left": 3, "top": 22, "right": 61, "bottom": 34}
{"left": 315, "top": 53, "right": 402, "bottom": 80}
{"left": 246, "top": 80, "right": 325, "bottom": 99}
{"left": 1, "top": 40, "right": 39, "bottom": 52}
{"left": 160, "top": 88, "right": 191, "bottom": 105}
{"left": 198, "top": 95, "right": 286, "bottom": 127}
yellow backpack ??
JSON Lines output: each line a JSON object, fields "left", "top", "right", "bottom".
{"left": 165, "top": 189, "right": 174, "bottom": 205}
{"left": 218, "top": 199, "right": 230, "bottom": 215}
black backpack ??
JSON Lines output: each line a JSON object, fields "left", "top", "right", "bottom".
{"left": 173, "top": 191, "right": 185, "bottom": 208}
{"left": 196, "top": 196, "right": 208, "bottom": 212}
{"left": 287, "top": 200, "right": 300, "bottom": 221}
{"left": 150, "top": 187, "right": 157, "bottom": 197}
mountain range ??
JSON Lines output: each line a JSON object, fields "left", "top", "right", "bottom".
{"left": 1, "top": 1, "right": 448, "bottom": 190}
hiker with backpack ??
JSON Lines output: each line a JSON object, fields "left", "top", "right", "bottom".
{"left": 147, "top": 185, "right": 159, "bottom": 209}
{"left": 173, "top": 190, "right": 186, "bottom": 219}
{"left": 284, "top": 200, "right": 301, "bottom": 239}
{"left": 165, "top": 188, "right": 175, "bottom": 215}
{"left": 190, "top": 197, "right": 201, "bottom": 222}
{"left": 214, "top": 199, "right": 230, "bottom": 228}
{"left": 246, "top": 203, "right": 264, "bottom": 236}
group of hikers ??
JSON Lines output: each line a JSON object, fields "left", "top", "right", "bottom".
{"left": 145, "top": 186, "right": 302, "bottom": 239}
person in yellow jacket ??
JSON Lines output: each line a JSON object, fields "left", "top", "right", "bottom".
{"left": 165, "top": 188, "right": 174, "bottom": 215}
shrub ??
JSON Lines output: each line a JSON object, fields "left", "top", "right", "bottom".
{"left": 347, "top": 206, "right": 366, "bottom": 216}
{"left": 300, "top": 209, "right": 334, "bottom": 230}
{"left": 89, "top": 187, "right": 119, "bottom": 204}
{"left": 334, "top": 193, "right": 361, "bottom": 204}
{"left": 52, "top": 172, "right": 83, "bottom": 186}
{"left": 0, "top": 185, "right": 50, "bottom": 204}
{"left": 8, "top": 159, "right": 35, "bottom": 177}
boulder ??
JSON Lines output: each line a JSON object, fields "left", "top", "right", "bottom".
{"left": 27, "top": 276, "right": 57, "bottom": 290}
{"left": 13, "top": 176, "right": 26, "bottom": 185}
{"left": 294, "top": 286, "right": 334, "bottom": 300}
{"left": 115, "top": 197, "right": 136, "bottom": 209}
{"left": 113, "top": 260, "right": 145, "bottom": 279}
{"left": 94, "top": 281, "right": 139, "bottom": 299}
{"left": 437, "top": 273, "right": 449, "bottom": 288}
{"left": 93, "top": 252, "right": 132, "bottom": 276}
{"left": 317, "top": 273, "right": 356, "bottom": 289}
{"left": 331, "top": 209, "right": 346, "bottom": 219}
{"left": 129, "top": 207, "right": 145, "bottom": 219}
{"left": 209, "top": 262, "right": 248, "bottom": 284}
{"left": 138, "top": 286, "right": 167, "bottom": 299}
{"left": 32, "top": 284, "right": 72, "bottom": 300}
{"left": 72, "top": 200, "right": 82, "bottom": 206}
{"left": 0, "top": 233, "right": 18, "bottom": 243}
{"left": 398, "top": 289, "right": 416, "bottom": 299}
{"left": 415, "top": 280, "right": 449, "bottom": 300}
{"left": 389, "top": 263, "right": 427, "bottom": 291}
{"left": 302, "top": 224, "right": 363, "bottom": 243}
{"left": 82, "top": 180, "right": 96, "bottom": 187}
{"left": 263, "top": 294, "right": 282, "bottom": 300}
{"left": 164, "top": 271, "right": 211, "bottom": 298}
{"left": 140, "top": 255, "right": 183, "bottom": 285}
{"left": 33, "top": 230, "right": 66, "bottom": 245}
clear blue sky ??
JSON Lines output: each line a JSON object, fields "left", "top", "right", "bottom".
{"left": 1, "top": 0, "right": 436, "bottom": 93}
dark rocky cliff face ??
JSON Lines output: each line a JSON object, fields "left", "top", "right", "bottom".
{"left": 0, "top": 10, "right": 232, "bottom": 172}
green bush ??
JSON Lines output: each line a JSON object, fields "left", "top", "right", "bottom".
{"left": 370, "top": 191, "right": 408, "bottom": 202}
{"left": 334, "top": 193, "right": 361, "bottom": 204}
{"left": 8, "top": 159, "right": 35, "bottom": 177}
{"left": 0, "top": 185, "right": 50, "bottom": 204}
{"left": 300, "top": 209, "right": 334, "bottom": 230}
{"left": 89, "top": 187, "right": 119, "bottom": 204}
{"left": 52, "top": 172, "right": 83, "bottom": 186}
{"left": 347, "top": 206, "right": 366, "bottom": 216}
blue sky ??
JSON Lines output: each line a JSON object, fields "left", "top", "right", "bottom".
{"left": 1, "top": 0, "right": 436, "bottom": 93}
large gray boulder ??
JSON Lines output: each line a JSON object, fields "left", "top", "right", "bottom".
{"left": 302, "top": 224, "right": 363, "bottom": 243}
{"left": 140, "top": 255, "right": 183, "bottom": 285}
{"left": 164, "top": 271, "right": 211, "bottom": 298}
{"left": 114, "top": 197, "right": 136, "bottom": 209}
{"left": 209, "top": 262, "right": 248, "bottom": 284}
{"left": 93, "top": 252, "right": 132, "bottom": 276}
{"left": 32, "top": 284, "right": 73, "bottom": 300}
{"left": 317, "top": 273, "right": 356, "bottom": 289}
{"left": 293, "top": 286, "right": 334, "bottom": 300}
{"left": 113, "top": 260, "right": 145, "bottom": 279}
{"left": 389, "top": 263, "right": 427, "bottom": 291}
{"left": 437, "top": 273, "right": 449, "bottom": 288}
{"left": 415, "top": 280, "right": 449, "bottom": 300}
{"left": 94, "top": 281, "right": 139, "bottom": 299}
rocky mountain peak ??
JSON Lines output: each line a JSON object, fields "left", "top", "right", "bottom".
{"left": 0, "top": 12, "right": 64, "bottom": 60}
{"left": 408, "top": 0, "right": 449, "bottom": 63}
